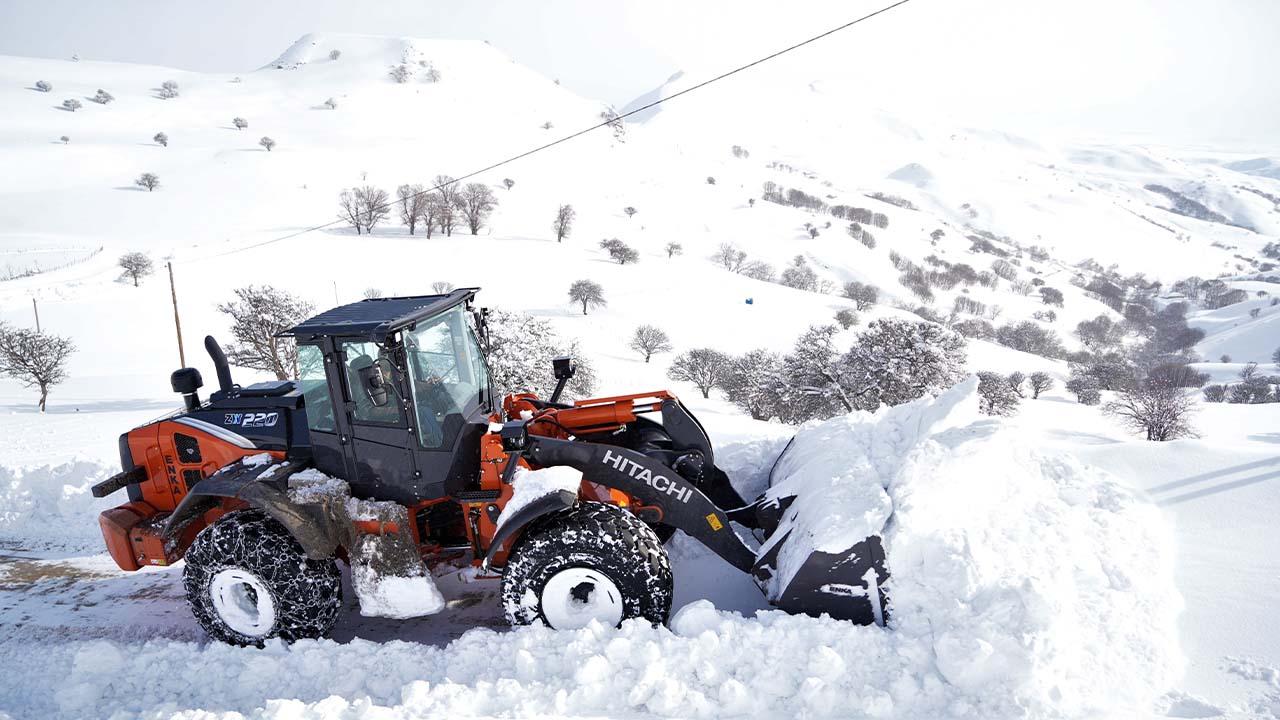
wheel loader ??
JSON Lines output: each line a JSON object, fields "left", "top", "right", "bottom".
{"left": 92, "top": 288, "right": 888, "bottom": 644}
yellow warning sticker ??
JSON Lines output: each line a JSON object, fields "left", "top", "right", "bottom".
{"left": 705, "top": 513, "right": 723, "bottom": 531}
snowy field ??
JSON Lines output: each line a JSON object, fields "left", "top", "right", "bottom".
{"left": 2, "top": 32, "right": 1280, "bottom": 719}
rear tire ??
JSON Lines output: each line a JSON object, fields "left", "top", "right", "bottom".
{"left": 501, "top": 502, "right": 672, "bottom": 629}
{"left": 183, "top": 510, "right": 341, "bottom": 646}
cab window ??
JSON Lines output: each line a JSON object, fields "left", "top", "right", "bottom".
{"left": 342, "top": 340, "right": 402, "bottom": 425}
{"left": 405, "top": 306, "right": 490, "bottom": 449}
{"left": 297, "top": 344, "right": 335, "bottom": 433}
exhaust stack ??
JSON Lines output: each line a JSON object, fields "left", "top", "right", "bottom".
{"left": 204, "top": 335, "right": 235, "bottom": 398}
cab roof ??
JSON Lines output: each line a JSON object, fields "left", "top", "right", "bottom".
{"left": 281, "top": 288, "right": 478, "bottom": 341}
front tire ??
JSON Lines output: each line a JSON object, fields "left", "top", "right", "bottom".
{"left": 183, "top": 510, "right": 341, "bottom": 646}
{"left": 501, "top": 502, "right": 673, "bottom": 629}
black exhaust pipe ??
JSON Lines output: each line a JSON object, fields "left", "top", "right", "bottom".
{"left": 205, "top": 335, "right": 235, "bottom": 397}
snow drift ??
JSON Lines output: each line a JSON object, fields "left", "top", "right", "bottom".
{"left": 0, "top": 461, "right": 113, "bottom": 551}
{"left": 760, "top": 377, "right": 1182, "bottom": 716}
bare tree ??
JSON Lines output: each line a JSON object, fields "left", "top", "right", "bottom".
{"left": 667, "top": 349, "right": 730, "bottom": 399}
{"left": 718, "top": 349, "right": 782, "bottom": 419}
{"left": 1007, "top": 371, "right": 1026, "bottom": 398}
{"left": 712, "top": 243, "right": 747, "bottom": 272}
{"left": 420, "top": 192, "right": 448, "bottom": 238}
{"left": 0, "top": 325, "right": 76, "bottom": 412}
{"left": 135, "top": 173, "right": 160, "bottom": 191}
{"left": 1028, "top": 371, "right": 1054, "bottom": 399}
{"left": 608, "top": 242, "right": 639, "bottom": 265}
{"left": 329, "top": 49, "right": 342, "bottom": 60}
{"left": 92, "top": 89, "right": 114, "bottom": 104}
{"left": 600, "top": 108, "right": 625, "bottom": 141}
{"left": 455, "top": 183, "right": 498, "bottom": 235}
{"left": 363, "top": 287, "right": 384, "bottom": 299}
{"left": 552, "top": 204, "right": 575, "bottom": 243}
{"left": 665, "top": 242, "right": 683, "bottom": 258}
{"left": 433, "top": 175, "right": 460, "bottom": 235}
{"left": 431, "top": 281, "right": 455, "bottom": 294}
{"left": 390, "top": 64, "right": 411, "bottom": 83}
{"left": 158, "top": 80, "right": 179, "bottom": 99}
{"left": 1104, "top": 379, "right": 1198, "bottom": 441}
{"left": 232, "top": 117, "right": 248, "bottom": 130}
{"left": 397, "top": 184, "right": 428, "bottom": 235}
{"left": 623, "top": 206, "right": 637, "bottom": 219}
{"left": 34, "top": 80, "right": 51, "bottom": 92}
{"left": 216, "top": 286, "right": 315, "bottom": 380}
{"left": 568, "top": 280, "right": 606, "bottom": 315}
{"left": 339, "top": 189, "right": 363, "bottom": 233}
{"left": 741, "top": 260, "right": 776, "bottom": 282}
{"left": 355, "top": 185, "right": 390, "bottom": 233}
{"left": 153, "top": 132, "right": 168, "bottom": 147}
{"left": 62, "top": 99, "right": 82, "bottom": 112}
{"left": 118, "top": 252, "right": 154, "bottom": 286}
{"left": 434, "top": 197, "right": 457, "bottom": 237}
{"left": 630, "top": 325, "right": 672, "bottom": 363}
{"left": 259, "top": 136, "right": 276, "bottom": 152}
{"left": 502, "top": 178, "right": 515, "bottom": 190}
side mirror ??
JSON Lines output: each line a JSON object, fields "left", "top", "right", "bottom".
{"left": 552, "top": 355, "right": 575, "bottom": 380}
{"left": 358, "top": 363, "right": 390, "bottom": 407}
{"left": 549, "top": 355, "right": 576, "bottom": 404}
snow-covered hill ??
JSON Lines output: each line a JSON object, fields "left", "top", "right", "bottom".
{"left": 1, "top": 32, "right": 1279, "bottom": 720}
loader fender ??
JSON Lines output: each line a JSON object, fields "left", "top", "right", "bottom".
{"left": 163, "top": 458, "right": 341, "bottom": 560}
{"left": 523, "top": 436, "right": 757, "bottom": 573}
{"left": 482, "top": 488, "right": 577, "bottom": 569}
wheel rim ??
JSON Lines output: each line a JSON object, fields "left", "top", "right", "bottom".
{"left": 540, "top": 567, "right": 624, "bottom": 630}
{"left": 209, "top": 568, "right": 276, "bottom": 637}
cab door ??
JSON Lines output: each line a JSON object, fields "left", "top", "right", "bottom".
{"left": 334, "top": 337, "right": 426, "bottom": 504}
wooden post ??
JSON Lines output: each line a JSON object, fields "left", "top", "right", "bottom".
{"left": 168, "top": 262, "right": 186, "bottom": 367}
{"left": 32, "top": 298, "right": 40, "bottom": 332}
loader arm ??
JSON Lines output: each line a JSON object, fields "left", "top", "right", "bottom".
{"left": 486, "top": 432, "right": 757, "bottom": 573}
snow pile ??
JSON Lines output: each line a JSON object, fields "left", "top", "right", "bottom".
{"left": 0, "top": 461, "right": 113, "bottom": 551}
{"left": 766, "top": 378, "right": 1183, "bottom": 716}
{"left": 495, "top": 465, "right": 582, "bottom": 532}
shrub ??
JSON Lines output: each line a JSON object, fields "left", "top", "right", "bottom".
{"left": 977, "top": 372, "right": 1020, "bottom": 416}
{"left": 842, "top": 281, "right": 878, "bottom": 310}
{"left": 995, "top": 321, "right": 1066, "bottom": 358}
{"left": 1039, "top": 287, "right": 1064, "bottom": 306}
{"left": 834, "top": 309, "right": 858, "bottom": 328}
{"left": 1028, "top": 371, "right": 1053, "bottom": 398}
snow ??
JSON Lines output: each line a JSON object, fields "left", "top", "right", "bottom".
{"left": 495, "top": 465, "right": 583, "bottom": 534}
{"left": 0, "top": 28, "right": 1278, "bottom": 720}
{"left": 761, "top": 378, "right": 1182, "bottom": 716}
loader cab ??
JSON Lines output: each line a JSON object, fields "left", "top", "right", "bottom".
{"left": 282, "top": 289, "right": 494, "bottom": 504}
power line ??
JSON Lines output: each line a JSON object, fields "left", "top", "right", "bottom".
{"left": 195, "top": 0, "right": 917, "bottom": 261}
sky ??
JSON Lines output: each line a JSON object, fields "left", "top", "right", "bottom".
{"left": 1, "top": 0, "right": 1277, "bottom": 146}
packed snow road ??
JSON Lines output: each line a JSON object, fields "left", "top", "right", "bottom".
{"left": 0, "top": 382, "right": 1227, "bottom": 719}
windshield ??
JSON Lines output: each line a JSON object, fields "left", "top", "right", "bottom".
{"left": 403, "top": 305, "right": 489, "bottom": 449}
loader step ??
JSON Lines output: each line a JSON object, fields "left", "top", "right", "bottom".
{"left": 454, "top": 489, "right": 502, "bottom": 503}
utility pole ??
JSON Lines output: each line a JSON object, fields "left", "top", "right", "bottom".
{"left": 333, "top": 281, "right": 339, "bottom": 306}
{"left": 32, "top": 298, "right": 40, "bottom": 332}
{"left": 168, "top": 262, "right": 185, "bottom": 367}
